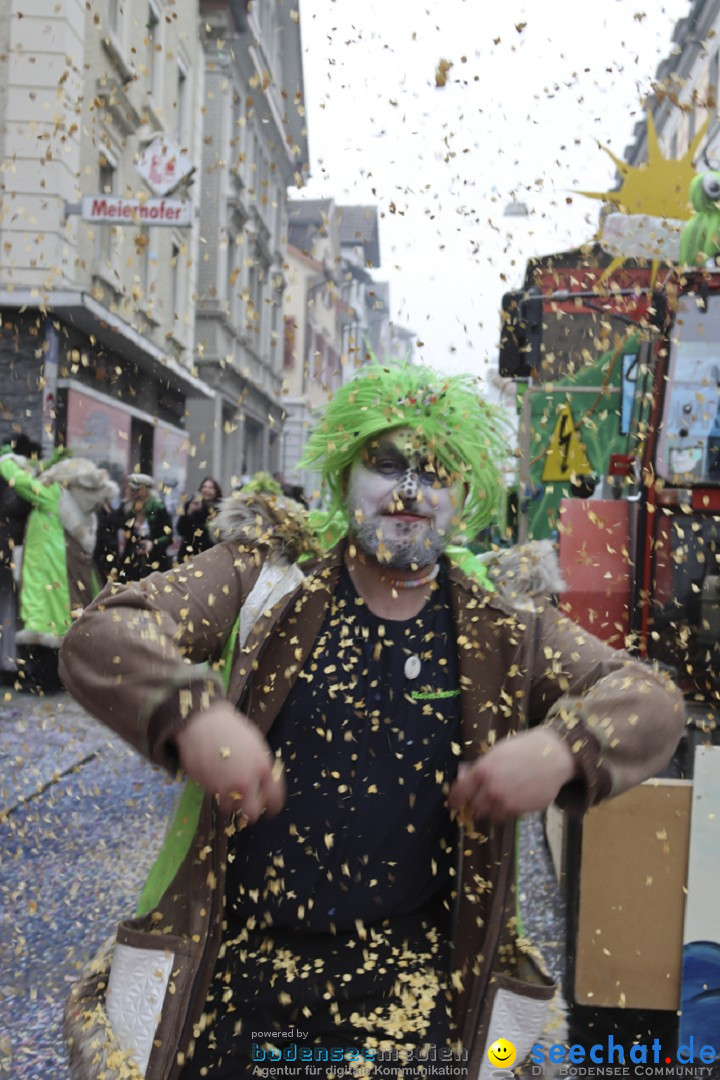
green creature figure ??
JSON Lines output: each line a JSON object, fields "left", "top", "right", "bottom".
{"left": 680, "top": 171, "right": 720, "bottom": 266}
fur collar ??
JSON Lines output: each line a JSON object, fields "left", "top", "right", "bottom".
{"left": 40, "top": 458, "right": 119, "bottom": 554}
{"left": 57, "top": 489, "right": 98, "bottom": 554}
{"left": 212, "top": 493, "right": 563, "bottom": 609}
{"left": 480, "top": 539, "right": 565, "bottom": 611}
{"left": 41, "top": 457, "right": 117, "bottom": 495}
{"left": 212, "top": 490, "right": 321, "bottom": 563}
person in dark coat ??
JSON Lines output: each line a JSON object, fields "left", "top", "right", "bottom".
{"left": 94, "top": 500, "right": 126, "bottom": 583}
{"left": 176, "top": 476, "right": 222, "bottom": 562}
{"left": 118, "top": 473, "right": 173, "bottom": 581}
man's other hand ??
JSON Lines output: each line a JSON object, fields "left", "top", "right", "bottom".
{"left": 448, "top": 727, "right": 579, "bottom": 823}
{"left": 174, "top": 703, "right": 286, "bottom": 820}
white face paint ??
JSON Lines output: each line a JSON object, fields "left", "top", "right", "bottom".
{"left": 345, "top": 427, "right": 464, "bottom": 569}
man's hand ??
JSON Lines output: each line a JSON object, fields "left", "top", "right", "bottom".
{"left": 174, "top": 702, "right": 286, "bottom": 820}
{"left": 448, "top": 727, "right": 579, "bottom": 823}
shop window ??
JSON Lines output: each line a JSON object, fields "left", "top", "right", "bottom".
{"left": 96, "top": 156, "right": 117, "bottom": 277}
{"left": 176, "top": 63, "right": 188, "bottom": 146}
{"left": 170, "top": 239, "right": 186, "bottom": 332}
{"left": 107, "top": 0, "right": 121, "bottom": 35}
{"left": 130, "top": 417, "right": 154, "bottom": 476}
{"left": 283, "top": 316, "right": 297, "bottom": 369}
{"left": 711, "top": 51, "right": 719, "bottom": 111}
{"left": 146, "top": 2, "right": 162, "bottom": 104}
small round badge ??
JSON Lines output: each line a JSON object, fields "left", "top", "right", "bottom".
{"left": 404, "top": 655, "right": 422, "bottom": 680}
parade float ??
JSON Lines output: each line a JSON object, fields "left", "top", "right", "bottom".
{"left": 499, "top": 114, "right": 720, "bottom": 1057}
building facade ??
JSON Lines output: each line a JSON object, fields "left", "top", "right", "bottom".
{"left": 187, "top": 0, "right": 308, "bottom": 495}
{"left": 625, "top": 1, "right": 720, "bottom": 167}
{"left": 0, "top": 0, "right": 208, "bottom": 504}
{"left": 282, "top": 198, "right": 346, "bottom": 499}
{"left": 282, "top": 199, "right": 411, "bottom": 499}
{"left": 336, "top": 205, "right": 387, "bottom": 378}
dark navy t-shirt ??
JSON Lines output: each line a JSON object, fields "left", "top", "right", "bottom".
{"left": 225, "top": 561, "right": 461, "bottom": 932}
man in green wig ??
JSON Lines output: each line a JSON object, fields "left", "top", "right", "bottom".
{"left": 60, "top": 361, "right": 684, "bottom": 1080}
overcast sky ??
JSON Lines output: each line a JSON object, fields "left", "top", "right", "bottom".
{"left": 297, "top": 0, "right": 691, "bottom": 382}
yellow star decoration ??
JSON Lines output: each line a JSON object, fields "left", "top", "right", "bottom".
{"left": 577, "top": 110, "right": 710, "bottom": 285}
{"left": 579, "top": 110, "right": 708, "bottom": 220}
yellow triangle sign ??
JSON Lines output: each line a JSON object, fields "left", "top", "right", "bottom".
{"left": 541, "top": 402, "right": 593, "bottom": 482}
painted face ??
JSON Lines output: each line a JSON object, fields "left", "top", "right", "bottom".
{"left": 345, "top": 427, "right": 464, "bottom": 569}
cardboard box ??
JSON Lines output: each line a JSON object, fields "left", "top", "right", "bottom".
{"left": 575, "top": 779, "right": 691, "bottom": 1010}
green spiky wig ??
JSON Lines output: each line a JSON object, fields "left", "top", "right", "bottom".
{"left": 298, "top": 360, "right": 510, "bottom": 540}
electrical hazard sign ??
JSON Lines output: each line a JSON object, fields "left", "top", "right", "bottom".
{"left": 541, "top": 402, "right": 592, "bottom": 482}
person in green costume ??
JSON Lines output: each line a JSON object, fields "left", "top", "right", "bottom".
{"left": 0, "top": 434, "right": 41, "bottom": 682}
{"left": 0, "top": 451, "right": 117, "bottom": 691}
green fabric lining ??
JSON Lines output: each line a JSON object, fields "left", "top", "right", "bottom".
{"left": 135, "top": 617, "right": 242, "bottom": 917}
{"left": 445, "top": 545, "right": 494, "bottom": 591}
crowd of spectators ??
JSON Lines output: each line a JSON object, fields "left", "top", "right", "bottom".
{"left": 0, "top": 447, "right": 308, "bottom": 691}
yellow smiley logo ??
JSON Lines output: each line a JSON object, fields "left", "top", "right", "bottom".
{"left": 487, "top": 1038, "right": 517, "bottom": 1069}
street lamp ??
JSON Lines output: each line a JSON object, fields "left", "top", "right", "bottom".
{"left": 503, "top": 200, "right": 529, "bottom": 217}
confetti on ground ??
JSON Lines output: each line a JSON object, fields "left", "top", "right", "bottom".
{"left": 0, "top": 689, "right": 177, "bottom": 1078}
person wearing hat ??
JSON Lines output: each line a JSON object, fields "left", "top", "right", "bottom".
{"left": 60, "top": 361, "right": 685, "bottom": 1078}
{"left": 0, "top": 450, "right": 118, "bottom": 691}
{"left": 119, "top": 471, "right": 173, "bottom": 581}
